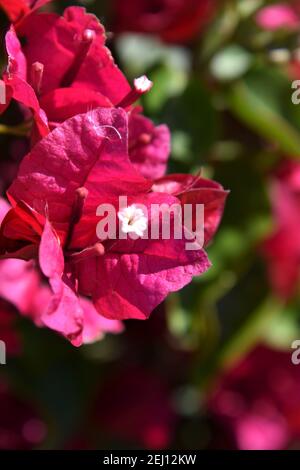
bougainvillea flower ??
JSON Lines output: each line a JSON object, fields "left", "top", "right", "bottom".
{"left": 0, "top": 27, "right": 49, "bottom": 138}
{"left": 16, "top": 7, "right": 130, "bottom": 103}
{"left": 256, "top": 3, "right": 300, "bottom": 31}
{"left": 152, "top": 174, "right": 229, "bottom": 246}
{"left": 261, "top": 160, "right": 300, "bottom": 300}
{"left": 112, "top": 0, "right": 215, "bottom": 43}
{"left": 0, "top": 0, "right": 29, "bottom": 22}
{"left": 93, "top": 366, "right": 176, "bottom": 449}
{"left": 0, "top": 107, "right": 225, "bottom": 324}
{"left": 0, "top": 378, "right": 47, "bottom": 449}
{"left": 0, "top": 197, "right": 123, "bottom": 345}
{"left": 0, "top": 0, "right": 51, "bottom": 24}
{"left": 1, "top": 6, "right": 170, "bottom": 178}
{"left": 129, "top": 112, "right": 170, "bottom": 179}
{"left": 208, "top": 345, "right": 300, "bottom": 450}
{"left": 0, "top": 203, "right": 41, "bottom": 316}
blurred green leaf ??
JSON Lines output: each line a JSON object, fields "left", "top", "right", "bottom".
{"left": 210, "top": 45, "right": 253, "bottom": 81}
{"left": 143, "top": 63, "right": 188, "bottom": 114}
{"left": 162, "top": 78, "right": 219, "bottom": 164}
{"left": 228, "top": 67, "right": 300, "bottom": 156}
{"left": 115, "top": 34, "right": 191, "bottom": 79}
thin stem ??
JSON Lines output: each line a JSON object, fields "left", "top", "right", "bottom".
{"left": 0, "top": 122, "right": 30, "bottom": 137}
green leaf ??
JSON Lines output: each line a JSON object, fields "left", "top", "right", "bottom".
{"left": 143, "top": 63, "right": 188, "bottom": 114}
{"left": 228, "top": 67, "right": 300, "bottom": 156}
{"left": 162, "top": 78, "right": 219, "bottom": 164}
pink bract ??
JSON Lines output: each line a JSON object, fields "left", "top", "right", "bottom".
{"left": 0, "top": 0, "right": 51, "bottom": 24}
{"left": 0, "top": 196, "right": 123, "bottom": 345}
{"left": 1, "top": 6, "right": 170, "bottom": 179}
{"left": 256, "top": 4, "right": 300, "bottom": 31}
{"left": 0, "top": 108, "right": 225, "bottom": 326}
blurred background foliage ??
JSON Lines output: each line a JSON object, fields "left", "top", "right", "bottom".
{"left": 2, "top": 0, "right": 300, "bottom": 450}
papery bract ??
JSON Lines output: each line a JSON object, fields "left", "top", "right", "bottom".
{"left": 0, "top": 0, "right": 29, "bottom": 22}
{"left": 129, "top": 112, "right": 170, "bottom": 179}
{"left": 0, "top": 0, "right": 51, "bottom": 23}
{"left": 0, "top": 108, "right": 219, "bottom": 326}
{"left": 152, "top": 174, "right": 229, "bottom": 246}
{"left": 1, "top": 6, "right": 170, "bottom": 179}
{"left": 0, "top": 196, "right": 123, "bottom": 345}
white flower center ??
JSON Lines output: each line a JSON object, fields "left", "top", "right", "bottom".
{"left": 118, "top": 205, "right": 148, "bottom": 237}
{"left": 134, "top": 75, "right": 153, "bottom": 93}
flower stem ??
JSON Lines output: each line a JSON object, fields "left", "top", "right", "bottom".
{"left": 0, "top": 123, "right": 30, "bottom": 137}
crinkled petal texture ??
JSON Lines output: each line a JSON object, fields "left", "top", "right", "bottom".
{"left": 129, "top": 112, "right": 170, "bottom": 179}
{"left": 0, "top": 198, "right": 42, "bottom": 315}
{"left": 2, "top": 6, "right": 171, "bottom": 178}
{"left": 78, "top": 240, "right": 210, "bottom": 321}
{"left": 4, "top": 108, "right": 213, "bottom": 322}
{"left": 8, "top": 107, "right": 150, "bottom": 245}
{"left": 1, "top": 6, "right": 130, "bottom": 137}
{"left": 37, "top": 200, "right": 123, "bottom": 346}
{"left": 38, "top": 219, "right": 84, "bottom": 345}
{"left": 0, "top": 199, "right": 122, "bottom": 346}
{"left": 1, "top": 27, "right": 49, "bottom": 136}
{"left": 152, "top": 174, "right": 229, "bottom": 246}
{"left": 18, "top": 6, "right": 131, "bottom": 101}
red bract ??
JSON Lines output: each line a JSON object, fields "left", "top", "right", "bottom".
{"left": 152, "top": 174, "right": 229, "bottom": 246}
{"left": 261, "top": 160, "right": 300, "bottom": 300}
{"left": 0, "top": 0, "right": 29, "bottom": 22}
{"left": 0, "top": 192, "right": 21, "bottom": 359}
{"left": 0, "top": 0, "right": 51, "bottom": 24}
{"left": 112, "top": 0, "right": 215, "bottom": 43}
{"left": 208, "top": 345, "right": 300, "bottom": 450}
{"left": 129, "top": 111, "right": 170, "bottom": 180}
{"left": 0, "top": 27, "right": 49, "bottom": 138}
{"left": 0, "top": 108, "right": 226, "bottom": 329}
{"left": 0, "top": 197, "right": 123, "bottom": 345}
{"left": 17, "top": 7, "right": 130, "bottom": 105}
{"left": 1, "top": 6, "right": 170, "bottom": 179}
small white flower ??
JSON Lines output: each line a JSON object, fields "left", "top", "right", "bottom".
{"left": 118, "top": 205, "right": 148, "bottom": 237}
